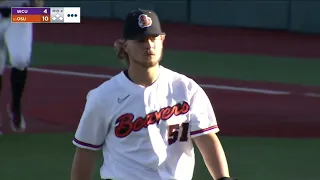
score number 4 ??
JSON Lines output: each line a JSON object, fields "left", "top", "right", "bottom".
{"left": 167, "top": 123, "right": 189, "bottom": 145}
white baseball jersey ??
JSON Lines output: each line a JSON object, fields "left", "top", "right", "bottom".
{"left": 73, "top": 66, "right": 220, "bottom": 180}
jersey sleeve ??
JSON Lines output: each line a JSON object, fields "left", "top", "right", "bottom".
{"left": 72, "top": 89, "right": 108, "bottom": 151}
{"left": 189, "top": 85, "right": 220, "bottom": 138}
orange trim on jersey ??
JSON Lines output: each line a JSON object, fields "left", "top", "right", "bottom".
{"left": 190, "top": 125, "right": 218, "bottom": 136}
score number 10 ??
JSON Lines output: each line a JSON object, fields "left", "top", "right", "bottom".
{"left": 41, "top": 9, "right": 50, "bottom": 23}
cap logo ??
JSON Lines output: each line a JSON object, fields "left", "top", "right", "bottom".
{"left": 138, "top": 14, "right": 152, "bottom": 28}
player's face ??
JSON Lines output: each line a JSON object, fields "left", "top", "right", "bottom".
{"left": 125, "top": 35, "right": 165, "bottom": 68}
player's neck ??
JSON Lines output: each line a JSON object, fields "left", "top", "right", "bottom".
{"left": 127, "top": 64, "right": 160, "bottom": 87}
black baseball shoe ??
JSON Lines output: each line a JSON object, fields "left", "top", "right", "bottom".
{"left": 7, "top": 104, "right": 26, "bottom": 132}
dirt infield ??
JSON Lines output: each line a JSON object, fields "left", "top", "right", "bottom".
{"left": 2, "top": 65, "right": 320, "bottom": 137}
{"left": 1, "top": 19, "right": 320, "bottom": 137}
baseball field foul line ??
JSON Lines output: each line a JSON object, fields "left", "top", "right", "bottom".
{"left": 26, "top": 67, "right": 320, "bottom": 98}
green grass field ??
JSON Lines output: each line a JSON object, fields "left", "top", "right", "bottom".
{"left": 1, "top": 134, "right": 320, "bottom": 180}
{"left": 32, "top": 43, "right": 320, "bottom": 86}
{"left": 0, "top": 42, "right": 319, "bottom": 180}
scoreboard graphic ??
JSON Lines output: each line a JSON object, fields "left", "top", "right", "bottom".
{"left": 11, "top": 7, "right": 81, "bottom": 23}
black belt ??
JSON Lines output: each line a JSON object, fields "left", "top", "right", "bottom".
{"left": 0, "top": 7, "right": 11, "bottom": 18}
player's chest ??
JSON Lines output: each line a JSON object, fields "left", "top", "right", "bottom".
{"left": 111, "top": 91, "right": 190, "bottom": 140}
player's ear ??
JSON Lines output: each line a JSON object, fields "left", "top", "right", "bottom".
{"left": 123, "top": 40, "right": 129, "bottom": 53}
{"left": 160, "top": 34, "right": 166, "bottom": 41}
{"left": 114, "top": 39, "right": 125, "bottom": 50}
{"left": 114, "top": 38, "right": 128, "bottom": 60}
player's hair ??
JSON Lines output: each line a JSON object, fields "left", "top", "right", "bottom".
{"left": 114, "top": 39, "right": 130, "bottom": 66}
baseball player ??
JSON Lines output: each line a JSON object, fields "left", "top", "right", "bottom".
{"left": 0, "top": 0, "right": 44, "bottom": 134}
{"left": 71, "top": 9, "right": 237, "bottom": 180}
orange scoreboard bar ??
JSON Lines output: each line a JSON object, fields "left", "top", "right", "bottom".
{"left": 11, "top": 7, "right": 51, "bottom": 23}
{"left": 11, "top": 7, "right": 81, "bottom": 23}
{"left": 11, "top": 14, "right": 50, "bottom": 23}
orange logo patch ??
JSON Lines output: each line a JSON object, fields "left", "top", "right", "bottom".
{"left": 138, "top": 14, "right": 152, "bottom": 28}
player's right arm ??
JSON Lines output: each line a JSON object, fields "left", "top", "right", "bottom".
{"left": 71, "top": 148, "right": 99, "bottom": 180}
{"left": 71, "top": 89, "right": 109, "bottom": 180}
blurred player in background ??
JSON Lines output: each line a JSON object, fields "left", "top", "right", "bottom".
{"left": 0, "top": 0, "right": 44, "bottom": 134}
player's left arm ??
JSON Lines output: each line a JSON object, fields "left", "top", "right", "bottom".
{"left": 71, "top": 89, "right": 109, "bottom": 180}
{"left": 189, "top": 84, "right": 235, "bottom": 180}
{"left": 193, "top": 132, "right": 232, "bottom": 180}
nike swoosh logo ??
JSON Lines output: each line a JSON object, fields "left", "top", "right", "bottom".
{"left": 118, "top": 94, "right": 130, "bottom": 103}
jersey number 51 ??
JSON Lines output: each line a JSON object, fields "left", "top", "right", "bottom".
{"left": 167, "top": 123, "right": 189, "bottom": 145}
